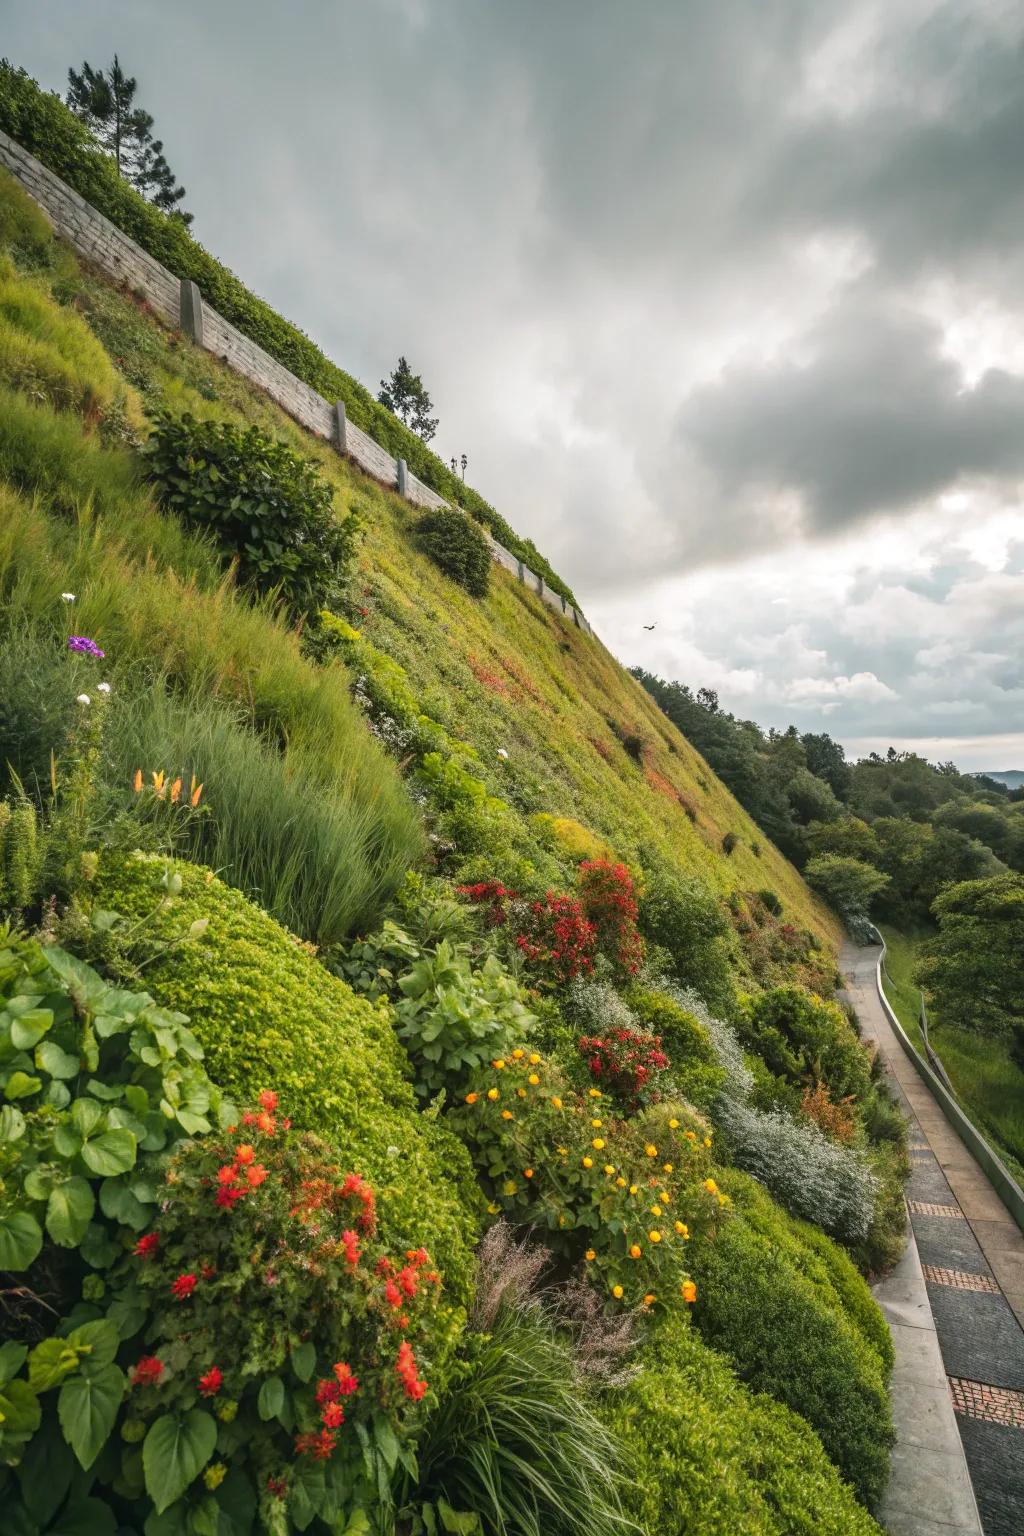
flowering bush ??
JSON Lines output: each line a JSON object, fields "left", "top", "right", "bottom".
{"left": 577, "top": 860, "right": 644, "bottom": 977}
{"left": 452, "top": 1050, "right": 723, "bottom": 1310}
{"left": 800, "top": 1081, "right": 858, "bottom": 1144}
{"left": 511, "top": 891, "right": 598, "bottom": 987}
{"left": 82, "top": 1101, "right": 444, "bottom": 1530}
{"left": 577, "top": 1025, "right": 669, "bottom": 1111}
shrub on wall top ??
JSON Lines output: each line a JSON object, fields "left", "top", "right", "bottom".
{"left": 415, "top": 507, "right": 491, "bottom": 598}
{"left": 143, "top": 412, "right": 359, "bottom": 619}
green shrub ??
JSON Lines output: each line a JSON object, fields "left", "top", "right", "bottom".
{"left": 88, "top": 853, "right": 480, "bottom": 1346}
{"left": 415, "top": 507, "right": 491, "bottom": 598}
{"left": 627, "top": 987, "right": 727, "bottom": 1112}
{"left": 143, "top": 412, "right": 359, "bottom": 619}
{"left": 758, "top": 887, "right": 783, "bottom": 917}
{"left": 738, "top": 985, "right": 872, "bottom": 1103}
{"left": 601, "top": 1320, "right": 885, "bottom": 1535}
{"left": 686, "top": 1170, "right": 893, "bottom": 1505}
{"left": 637, "top": 871, "right": 735, "bottom": 1015}
{"left": 0, "top": 167, "right": 57, "bottom": 269}
{"left": 0, "top": 65, "right": 578, "bottom": 606}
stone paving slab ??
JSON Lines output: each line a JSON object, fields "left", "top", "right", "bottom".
{"left": 955, "top": 1418, "right": 1024, "bottom": 1536}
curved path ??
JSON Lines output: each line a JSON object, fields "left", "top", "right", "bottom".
{"left": 842, "top": 944, "right": 1024, "bottom": 1536}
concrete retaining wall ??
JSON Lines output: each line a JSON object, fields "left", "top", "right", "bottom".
{"left": 0, "top": 127, "right": 593, "bottom": 635}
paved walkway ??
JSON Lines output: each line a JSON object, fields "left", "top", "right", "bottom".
{"left": 842, "top": 944, "right": 1024, "bottom": 1536}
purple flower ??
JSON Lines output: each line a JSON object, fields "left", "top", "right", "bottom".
{"left": 68, "top": 636, "right": 105, "bottom": 659}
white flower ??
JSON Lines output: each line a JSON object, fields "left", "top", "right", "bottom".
{"left": 76, "top": 693, "right": 91, "bottom": 705}
{"left": 61, "top": 592, "right": 75, "bottom": 602}
{"left": 497, "top": 747, "right": 509, "bottom": 760}
{"left": 97, "top": 681, "right": 111, "bottom": 694}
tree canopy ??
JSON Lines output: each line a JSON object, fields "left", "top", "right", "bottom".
{"left": 66, "top": 55, "right": 190, "bottom": 222}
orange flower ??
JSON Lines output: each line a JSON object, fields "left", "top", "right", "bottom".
{"left": 682, "top": 1280, "right": 697, "bottom": 1304}
{"left": 235, "top": 1144, "right": 255, "bottom": 1166}
{"left": 170, "top": 777, "right": 183, "bottom": 804}
{"left": 190, "top": 778, "right": 204, "bottom": 807}
{"left": 152, "top": 770, "right": 166, "bottom": 796}
{"left": 246, "top": 1164, "right": 268, "bottom": 1187}
{"left": 465, "top": 1092, "right": 478, "bottom": 1104}
{"left": 629, "top": 1243, "right": 641, "bottom": 1259}
{"left": 132, "top": 769, "right": 143, "bottom": 793}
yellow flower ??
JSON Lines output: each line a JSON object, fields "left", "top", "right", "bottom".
{"left": 643, "top": 1293, "right": 656, "bottom": 1307}
{"left": 629, "top": 1244, "right": 642, "bottom": 1259}
{"left": 204, "top": 1463, "right": 227, "bottom": 1492}
{"left": 604, "top": 1164, "right": 615, "bottom": 1176}
{"left": 704, "top": 1178, "right": 718, "bottom": 1194}
{"left": 703, "top": 1137, "right": 712, "bottom": 1148}
{"left": 529, "top": 1052, "right": 541, "bottom": 1064}
{"left": 644, "top": 1144, "right": 657, "bottom": 1158}
{"left": 650, "top": 1205, "right": 662, "bottom": 1217}
{"left": 503, "top": 1181, "right": 518, "bottom": 1196}
{"left": 682, "top": 1280, "right": 697, "bottom": 1304}
{"left": 615, "top": 1176, "right": 627, "bottom": 1188}
{"left": 591, "top": 1118, "right": 603, "bottom": 1129}
{"left": 551, "top": 1096, "right": 563, "bottom": 1110}
{"left": 517, "top": 1087, "right": 527, "bottom": 1098}
{"left": 585, "top": 1249, "right": 597, "bottom": 1261}
{"left": 465, "top": 1092, "right": 478, "bottom": 1104}
{"left": 659, "top": 1191, "right": 670, "bottom": 1203}
{"left": 592, "top": 1137, "right": 605, "bottom": 1150}
{"left": 493, "top": 1059, "right": 506, "bottom": 1069}
{"left": 582, "top": 1156, "right": 593, "bottom": 1169}
{"left": 487, "top": 1088, "right": 500, "bottom": 1101}
{"left": 501, "top": 1109, "right": 514, "bottom": 1120}
{"left": 668, "top": 1117, "right": 680, "bottom": 1129}
{"left": 674, "top": 1220, "right": 689, "bottom": 1238}
{"left": 512, "top": 1048, "right": 525, "bottom": 1059}
{"left": 629, "top": 1185, "right": 639, "bottom": 1195}
{"left": 528, "top": 1073, "right": 540, "bottom": 1086}
{"left": 649, "top": 1229, "right": 662, "bottom": 1243}
{"left": 589, "top": 1088, "right": 602, "bottom": 1098}
{"left": 662, "top": 1163, "right": 673, "bottom": 1173}
{"left": 557, "top": 1146, "right": 568, "bottom": 1155}
{"left": 612, "top": 1284, "right": 624, "bottom": 1299}
{"left": 487, "top": 1203, "right": 500, "bottom": 1214}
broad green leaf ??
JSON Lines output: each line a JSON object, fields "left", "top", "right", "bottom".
{"left": 0, "top": 1209, "right": 43, "bottom": 1269}
{"left": 81, "top": 1128, "right": 137, "bottom": 1178}
{"left": 53, "top": 1123, "right": 83, "bottom": 1158}
{"left": 290, "top": 1340, "right": 315, "bottom": 1382}
{"left": 70, "top": 1098, "right": 103, "bottom": 1137}
{"left": 11, "top": 1009, "right": 53, "bottom": 1050}
{"left": 143, "top": 1410, "right": 217, "bottom": 1513}
{"left": 256, "top": 1375, "right": 284, "bottom": 1421}
{"left": 79, "top": 1222, "right": 120, "bottom": 1270}
{"left": 29, "top": 1336, "right": 83, "bottom": 1391}
{"left": 438, "top": 1501, "right": 483, "bottom": 1535}
{"left": 35, "top": 1040, "right": 80, "bottom": 1079}
{"left": 85, "top": 1078, "right": 123, "bottom": 1101}
{"left": 0, "top": 1378, "right": 41, "bottom": 1434}
{"left": 16, "top": 1413, "right": 75, "bottom": 1522}
{"left": 48, "top": 1495, "right": 117, "bottom": 1536}
{"left": 143, "top": 1504, "right": 189, "bottom": 1536}
{"left": 24, "top": 1167, "right": 53, "bottom": 1200}
{"left": 372, "top": 1414, "right": 400, "bottom": 1473}
{"left": 0, "top": 1104, "right": 26, "bottom": 1141}
{"left": 5, "top": 1070, "right": 42, "bottom": 1099}
{"left": 42, "top": 948, "right": 109, "bottom": 1010}
{"left": 68, "top": 1319, "right": 120, "bottom": 1373}
{"left": 46, "top": 1177, "right": 95, "bottom": 1247}
{"left": 58, "top": 1361, "right": 125, "bottom": 1468}
{"left": 99, "top": 1177, "right": 149, "bottom": 1230}
{"left": 0, "top": 1340, "right": 28, "bottom": 1385}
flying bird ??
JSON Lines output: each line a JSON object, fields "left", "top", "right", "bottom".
{"left": 643, "top": 623, "right": 656, "bottom": 630}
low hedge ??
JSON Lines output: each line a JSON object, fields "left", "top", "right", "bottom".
{"left": 90, "top": 853, "right": 481, "bottom": 1366}
{"left": 601, "top": 1320, "right": 885, "bottom": 1535}
{"left": 686, "top": 1169, "right": 893, "bottom": 1506}
{"left": 0, "top": 63, "right": 577, "bottom": 606}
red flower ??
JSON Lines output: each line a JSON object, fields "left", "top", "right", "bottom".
{"left": 315, "top": 1378, "right": 342, "bottom": 1405}
{"left": 295, "top": 1429, "right": 336, "bottom": 1460}
{"left": 406, "top": 1247, "right": 430, "bottom": 1267}
{"left": 384, "top": 1279, "right": 402, "bottom": 1308}
{"left": 342, "top": 1229, "right": 361, "bottom": 1266}
{"left": 398, "top": 1266, "right": 419, "bottom": 1298}
{"left": 235, "top": 1143, "right": 255, "bottom": 1165}
{"left": 320, "top": 1401, "right": 345, "bottom": 1428}
{"left": 133, "top": 1232, "right": 159, "bottom": 1260}
{"left": 215, "top": 1186, "right": 245, "bottom": 1208}
{"left": 246, "top": 1163, "right": 268, "bottom": 1187}
{"left": 198, "top": 1366, "right": 223, "bottom": 1396}
{"left": 267, "top": 1477, "right": 287, "bottom": 1499}
{"left": 131, "top": 1356, "right": 165, "bottom": 1387}
{"left": 332, "top": 1362, "right": 359, "bottom": 1395}
{"left": 259, "top": 1090, "right": 279, "bottom": 1112}
{"left": 171, "top": 1272, "right": 198, "bottom": 1300}
{"left": 217, "top": 1164, "right": 239, "bottom": 1185}
{"left": 256, "top": 1110, "right": 275, "bottom": 1134}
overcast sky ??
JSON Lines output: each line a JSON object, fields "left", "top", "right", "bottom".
{"left": 8, "top": 0, "right": 1024, "bottom": 770}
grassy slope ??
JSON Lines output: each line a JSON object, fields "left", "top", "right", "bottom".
{"left": 880, "top": 924, "right": 1024, "bottom": 1180}
{"left": 68, "top": 259, "right": 840, "bottom": 969}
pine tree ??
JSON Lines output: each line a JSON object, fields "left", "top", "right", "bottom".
{"left": 378, "top": 356, "right": 439, "bottom": 442}
{"left": 66, "top": 55, "right": 191, "bottom": 224}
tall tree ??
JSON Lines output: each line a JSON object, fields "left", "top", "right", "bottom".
{"left": 66, "top": 56, "right": 191, "bottom": 223}
{"left": 917, "top": 873, "right": 1024, "bottom": 1057}
{"left": 378, "top": 356, "right": 439, "bottom": 442}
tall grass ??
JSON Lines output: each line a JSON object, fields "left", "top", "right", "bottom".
{"left": 0, "top": 266, "right": 125, "bottom": 420}
{"left": 106, "top": 683, "right": 419, "bottom": 945}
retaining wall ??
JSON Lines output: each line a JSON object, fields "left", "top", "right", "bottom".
{"left": 0, "top": 127, "right": 592, "bottom": 635}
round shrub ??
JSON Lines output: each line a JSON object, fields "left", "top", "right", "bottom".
{"left": 627, "top": 987, "right": 727, "bottom": 1112}
{"left": 89, "top": 853, "right": 480, "bottom": 1353}
{"left": 600, "top": 1320, "right": 885, "bottom": 1535}
{"left": 738, "top": 985, "right": 872, "bottom": 1103}
{"left": 637, "top": 871, "right": 735, "bottom": 1015}
{"left": 686, "top": 1170, "right": 893, "bottom": 1506}
{"left": 416, "top": 507, "right": 491, "bottom": 598}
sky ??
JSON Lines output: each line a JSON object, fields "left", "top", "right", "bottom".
{"left": 6, "top": 0, "right": 1024, "bottom": 771}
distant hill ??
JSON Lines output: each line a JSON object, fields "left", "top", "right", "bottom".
{"left": 978, "top": 770, "right": 1024, "bottom": 789}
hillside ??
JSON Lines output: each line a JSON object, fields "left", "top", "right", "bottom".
{"left": 0, "top": 124, "right": 902, "bottom": 1536}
